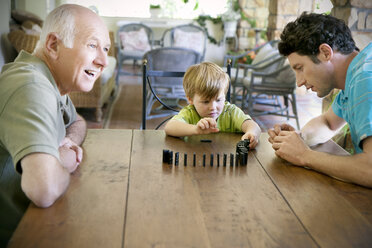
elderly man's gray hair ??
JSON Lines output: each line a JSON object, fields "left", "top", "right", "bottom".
{"left": 34, "top": 4, "right": 78, "bottom": 52}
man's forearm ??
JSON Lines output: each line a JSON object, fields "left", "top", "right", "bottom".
{"left": 66, "top": 114, "right": 87, "bottom": 145}
{"left": 302, "top": 149, "right": 372, "bottom": 188}
{"left": 301, "top": 115, "right": 340, "bottom": 146}
{"left": 301, "top": 108, "right": 347, "bottom": 147}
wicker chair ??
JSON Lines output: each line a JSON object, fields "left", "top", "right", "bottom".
{"left": 7, "top": 30, "right": 117, "bottom": 122}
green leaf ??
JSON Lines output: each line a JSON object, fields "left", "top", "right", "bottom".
{"left": 193, "top": 1, "right": 199, "bottom": 10}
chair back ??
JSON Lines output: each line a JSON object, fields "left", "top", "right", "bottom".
{"left": 116, "top": 23, "right": 154, "bottom": 78}
{"left": 142, "top": 47, "right": 201, "bottom": 129}
{"left": 252, "top": 64, "right": 296, "bottom": 91}
{"left": 117, "top": 23, "right": 153, "bottom": 56}
{"left": 161, "top": 24, "right": 207, "bottom": 61}
{"left": 145, "top": 47, "right": 200, "bottom": 87}
{"left": 248, "top": 62, "right": 300, "bottom": 129}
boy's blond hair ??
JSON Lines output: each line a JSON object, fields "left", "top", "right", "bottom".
{"left": 183, "top": 62, "right": 229, "bottom": 100}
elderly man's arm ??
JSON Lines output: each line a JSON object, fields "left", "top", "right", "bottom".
{"left": 20, "top": 153, "right": 71, "bottom": 208}
{"left": 59, "top": 114, "right": 87, "bottom": 167}
{"left": 19, "top": 114, "right": 87, "bottom": 208}
{"left": 65, "top": 114, "right": 87, "bottom": 146}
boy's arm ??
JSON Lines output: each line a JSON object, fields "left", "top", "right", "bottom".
{"left": 164, "top": 119, "right": 199, "bottom": 137}
{"left": 164, "top": 119, "right": 219, "bottom": 137}
{"left": 241, "top": 119, "right": 261, "bottom": 148}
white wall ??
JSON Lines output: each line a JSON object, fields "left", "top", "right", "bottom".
{"left": 14, "top": 0, "right": 50, "bottom": 19}
{"left": 13, "top": 0, "right": 228, "bottom": 65}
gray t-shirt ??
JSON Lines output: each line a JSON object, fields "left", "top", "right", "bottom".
{"left": 0, "top": 51, "right": 77, "bottom": 246}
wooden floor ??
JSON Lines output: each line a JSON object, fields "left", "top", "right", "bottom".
{"left": 83, "top": 64, "right": 323, "bottom": 131}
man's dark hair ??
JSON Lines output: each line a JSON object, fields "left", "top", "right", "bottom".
{"left": 278, "top": 12, "right": 359, "bottom": 63}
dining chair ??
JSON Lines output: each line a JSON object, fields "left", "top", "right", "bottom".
{"left": 161, "top": 24, "right": 207, "bottom": 62}
{"left": 142, "top": 47, "right": 201, "bottom": 129}
{"left": 116, "top": 23, "right": 153, "bottom": 81}
{"left": 222, "top": 40, "right": 280, "bottom": 105}
{"left": 244, "top": 63, "right": 300, "bottom": 129}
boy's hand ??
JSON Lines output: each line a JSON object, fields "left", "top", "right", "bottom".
{"left": 241, "top": 132, "right": 259, "bottom": 149}
{"left": 196, "top": 118, "right": 219, "bottom": 134}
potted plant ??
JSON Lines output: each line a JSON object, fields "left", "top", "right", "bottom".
{"left": 221, "top": 0, "right": 240, "bottom": 38}
{"left": 149, "top": 4, "right": 161, "bottom": 18}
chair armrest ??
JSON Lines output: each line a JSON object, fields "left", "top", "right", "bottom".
{"left": 236, "top": 55, "right": 284, "bottom": 79}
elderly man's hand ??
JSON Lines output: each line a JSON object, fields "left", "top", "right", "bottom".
{"left": 59, "top": 137, "right": 83, "bottom": 172}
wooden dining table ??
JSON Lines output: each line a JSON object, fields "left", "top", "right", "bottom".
{"left": 8, "top": 129, "right": 372, "bottom": 248}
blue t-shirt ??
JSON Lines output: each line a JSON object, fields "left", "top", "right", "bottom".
{"left": 332, "top": 43, "right": 372, "bottom": 153}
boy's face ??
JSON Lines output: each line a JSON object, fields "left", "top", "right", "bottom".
{"left": 188, "top": 90, "right": 226, "bottom": 120}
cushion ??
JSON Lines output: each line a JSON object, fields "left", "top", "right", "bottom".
{"left": 252, "top": 43, "right": 277, "bottom": 65}
{"left": 173, "top": 28, "right": 204, "bottom": 54}
{"left": 242, "top": 71, "right": 255, "bottom": 87}
{"left": 21, "top": 20, "right": 42, "bottom": 36}
{"left": 119, "top": 28, "right": 151, "bottom": 52}
{"left": 11, "top": 9, "right": 43, "bottom": 27}
{"left": 276, "top": 65, "right": 296, "bottom": 85}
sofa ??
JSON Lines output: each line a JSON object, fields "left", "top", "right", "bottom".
{"left": 6, "top": 21, "right": 117, "bottom": 122}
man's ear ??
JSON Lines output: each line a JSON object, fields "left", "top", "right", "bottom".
{"left": 44, "top": 32, "right": 60, "bottom": 59}
{"left": 318, "top": 43, "right": 333, "bottom": 62}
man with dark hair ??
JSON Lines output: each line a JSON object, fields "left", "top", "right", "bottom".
{"left": 268, "top": 12, "right": 372, "bottom": 188}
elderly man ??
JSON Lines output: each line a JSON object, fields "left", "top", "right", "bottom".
{"left": 0, "top": 4, "right": 110, "bottom": 245}
{"left": 268, "top": 12, "right": 372, "bottom": 188}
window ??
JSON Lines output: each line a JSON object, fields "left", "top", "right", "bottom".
{"left": 62, "top": 0, "right": 228, "bottom": 19}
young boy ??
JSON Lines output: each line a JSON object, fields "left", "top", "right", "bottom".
{"left": 164, "top": 62, "right": 261, "bottom": 149}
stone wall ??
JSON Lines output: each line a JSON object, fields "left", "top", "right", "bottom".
{"left": 265, "top": 0, "right": 371, "bottom": 49}
{"left": 331, "top": 0, "right": 372, "bottom": 49}
{"left": 238, "top": 0, "right": 270, "bottom": 49}
{"left": 266, "top": 0, "right": 313, "bottom": 41}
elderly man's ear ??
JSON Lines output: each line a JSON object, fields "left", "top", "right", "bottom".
{"left": 44, "top": 32, "right": 60, "bottom": 59}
